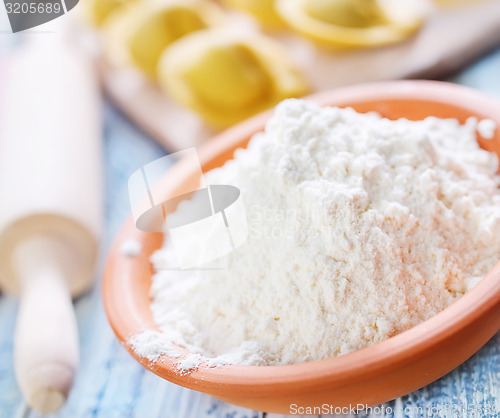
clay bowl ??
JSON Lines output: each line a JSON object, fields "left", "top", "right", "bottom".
{"left": 103, "top": 80, "right": 500, "bottom": 414}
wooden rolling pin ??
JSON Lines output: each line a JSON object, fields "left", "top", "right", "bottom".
{"left": 0, "top": 33, "right": 101, "bottom": 413}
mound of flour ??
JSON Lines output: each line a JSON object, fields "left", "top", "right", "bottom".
{"left": 131, "top": 99, "right": 500, "bottom": 367}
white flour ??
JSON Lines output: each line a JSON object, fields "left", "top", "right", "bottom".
{"left": 477, "top": 118, "right": 496, "bottom": 139}
{"left": 130, "top": 99, "right": 500, "bottom": 368}
{"left": 120, "top": 239, "right": 142, "bottom": 256}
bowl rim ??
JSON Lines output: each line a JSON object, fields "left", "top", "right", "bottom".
{"left": 103, "top": 80, "right": 500, "bottom": 397}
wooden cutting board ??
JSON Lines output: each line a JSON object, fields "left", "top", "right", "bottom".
{"left": 95, "top": 0, "right": 500, "bottom": 151}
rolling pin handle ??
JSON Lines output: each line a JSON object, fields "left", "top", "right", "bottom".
{"left": 13, "top": 237, "right": 79, "bottom": 414}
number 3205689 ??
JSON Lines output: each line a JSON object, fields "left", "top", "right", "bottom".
{"left": 5, "top": 2, "right": 62, "bottom": 14}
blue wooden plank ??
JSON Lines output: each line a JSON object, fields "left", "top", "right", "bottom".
{"left": 451, "top": 48, "right": 500, "bottom": 98}
{"left": 0, "top": 296, "right": 25, "bottom": 418}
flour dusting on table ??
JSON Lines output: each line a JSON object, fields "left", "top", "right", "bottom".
{"left": 130, "top": 99, "right": 500, "bottom": 367}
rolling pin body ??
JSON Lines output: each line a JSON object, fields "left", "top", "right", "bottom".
{"left": 0, "top": 35, "right": 101, "bottom": 413}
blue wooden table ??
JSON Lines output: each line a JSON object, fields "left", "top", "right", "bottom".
{"left": 0, "top": 48, "right": 499, "bottom": 418}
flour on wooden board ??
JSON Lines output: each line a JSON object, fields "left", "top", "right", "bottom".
{"left": 130, "top": 99, "right": 500, "bottom": 369}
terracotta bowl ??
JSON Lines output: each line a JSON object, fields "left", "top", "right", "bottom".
{"left": 103, "top": 80, "right": 500, "bottom": 414}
